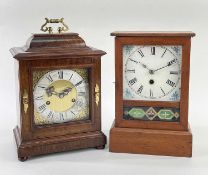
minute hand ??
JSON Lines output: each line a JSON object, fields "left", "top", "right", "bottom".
{"left": 153, "top": 64, "right": 169, "bottom": 72}
{"left": 153, "top": 59, "right": 177, "bottom": 72}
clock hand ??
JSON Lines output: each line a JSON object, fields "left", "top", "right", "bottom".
{"left": 62, "top": 87, "right": 73, "bottom": 95}
{"left": 46, "top": 86, "right": 59, "bottom": 97}
{"left": 138, "top": 61, "right": 154, "bottom": 74}
{"left": 153, "top": 59, "right": 177, "bottom": 73}
{"left": 46, "top": 86, "right": 73, "bottom": 98}
{"left": 46, "top": 86, "right": 54, "bottom": 97}
{"left": 153, "top": 65, "right": 169, "bottom": 72}
{"left": 56, "top": 81, "right": 82, "bottom": 99}
{"left": 59, "top": 82, "right": 82, "bottom": 98}
{"left": 138, "top": 61, "right": 149, "bottom": 70}
{"left": 58, "top": 87, "right": 73, "bottom": 98}
{"left": 59, "top": 80, "right": 83, "bottom": 98}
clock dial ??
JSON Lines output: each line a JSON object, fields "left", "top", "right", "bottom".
{"left": 33, "top": 69, "right": 89, "bottom": 125}
{"left": 123, "top": 45, "right": 182, "bottom": 101}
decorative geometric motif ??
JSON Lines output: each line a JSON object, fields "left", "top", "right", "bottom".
{"left": 158, "top": 109, "right": 174, "bottom": 120}
{"left": 128, "top": 108, "right": 145, "bottom": 119}
{"left": 124, "top": 45, "right": 133, "bottom": 55}
{"left": 123, "top": 106, "right": 180, "bottom": 122}
{"left": 124, "top": 88, "right": 134, "bottom": 99}
{"left": 169, "top": 91, "right": 180, "bottom": 101}
{"left": 124, "top": 110, "right": 129, "bottom": 116}
{"left": 171, "top": 46, "right": 182, "bottom": 55}
{"left": 146, "top": 107, "right": 157, "bottom": 120}
{"left": 174, "top": 112, "right": 180, "bottom": 119}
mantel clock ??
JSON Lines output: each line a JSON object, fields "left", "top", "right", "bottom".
{"left": 11, "top": 18, "right": 106, "bottom": 161}
{"left": 109, "top": 31, "right": 195, "bottom": 157}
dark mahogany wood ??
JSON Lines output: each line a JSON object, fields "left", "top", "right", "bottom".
{"left": 14, "top": 126, "right": 106, "bottom": 161}
{"left": 110, "top": 31, "right": 195, "bottom": 157}
{"left": 11, "top": 33, "right": 106, "bottom": 161}
{"left": 11, "top": 33, "right": 105, "bottom": 60}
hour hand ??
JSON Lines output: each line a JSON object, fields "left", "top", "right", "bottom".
{"left": 138, "top": 61, "right": 154, "bottom": 74}
{"left": 58, "top": 87, "right": 73, "bottom": 99}
{"left": 62, "top": 87, "right": 73, "bottom": 95}
{"left": 138, "top": 61, "right": 148, "bottom": 69}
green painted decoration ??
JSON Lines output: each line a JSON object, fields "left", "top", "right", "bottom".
{"left": 123, "top": 106, "right": 180, "bottom": 122}
{"left": 158, "top": 109, "right": 174, "bottom": 120}
{"left": 128, "top": 108, "right": 145, "bottom": 119}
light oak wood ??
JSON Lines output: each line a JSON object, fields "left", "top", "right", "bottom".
{"left": 111, "top": 31, "right": 195, "bottom": 37}
{"left": 113, "top": 34, "right": 194, "bottom": 131}
{"left": 110, "top": 31, "right": 195, "bottom": 157}
{"left": 110, "top": 122, "right": 192, "bottom": 157}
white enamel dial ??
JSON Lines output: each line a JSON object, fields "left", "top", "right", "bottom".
{"left": 33, "top": 69, "right": 89, "bottom": 125}
{"left": 123, "top": 45, "right": 182, "bottom": 101}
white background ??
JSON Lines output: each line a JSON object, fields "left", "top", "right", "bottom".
{"left": 0, "top": 0, "right": 208, "bottom": 174}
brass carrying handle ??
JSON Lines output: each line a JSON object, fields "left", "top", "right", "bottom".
{"left": 40, "top": 18, "right": 69, "bottom": 34}
{"left": 22, "top": 89, "right": 29, "bottom": 114}
{"left": 95, "top": 84, "right": 100, "bottom": 106}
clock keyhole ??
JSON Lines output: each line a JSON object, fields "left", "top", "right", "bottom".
{"left": 149, "top": 79, "right": 154, "bottom": 85}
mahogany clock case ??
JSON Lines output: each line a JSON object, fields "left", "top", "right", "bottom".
{"left": 110, "top": 32, "right": 195, "bottom": 157}
{"left": 11, "top": 33, "right": 106, "bottom": 161}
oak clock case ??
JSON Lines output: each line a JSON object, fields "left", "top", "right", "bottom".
{"left": 109, "top": 32, "right": 195, "bottom": 157}
{"left": 11, "top": 25, "right": 106, "bottom": 161}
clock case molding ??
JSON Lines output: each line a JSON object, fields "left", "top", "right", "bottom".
{"left": 110, "top": 31, "right": 195, "bottom": 157}
{"left": 11, "top": 33, "right": 106, "bottom": 161}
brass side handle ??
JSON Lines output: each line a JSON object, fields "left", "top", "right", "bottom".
{"left": 95, "top": 84, "right": 100, "bottom": 106}
{"left": 40, "top": 18, "right": 69, "bottom": 34}
{"left": 22, "top": 90, "right": 29, "bottom": 114}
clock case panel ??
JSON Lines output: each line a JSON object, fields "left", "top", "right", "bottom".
{"left": 29, "top": 59, "right": 98, "bottom": 138}
{"left": 11, "top": 33, "right": 106, "bottom": 160}
{"left": 114, "top": 35, "right": 192, "bottom": 131}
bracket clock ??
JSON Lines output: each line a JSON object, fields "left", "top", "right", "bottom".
{"left": 11, "top": 18, "right": 106, "bottom": 161}
{"left": 109, "top": 31, "right": 195, "bottom": 157}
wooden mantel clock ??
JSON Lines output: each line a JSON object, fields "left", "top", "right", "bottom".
{"left": 110, "top": 31, "right": 195, "bottom": 157}
{"left": 11, "top": 18, "right": 106, "bottom": 161}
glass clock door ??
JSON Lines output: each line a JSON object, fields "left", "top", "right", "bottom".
{"left": 123, "top": 45, "right": 182, "bottom": 122}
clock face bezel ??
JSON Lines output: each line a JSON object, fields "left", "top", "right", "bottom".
{"left": 23, "top": 57, "right": 100, "bottom": 139}
{"left": 115, "top": 36, "right": 191, "bottom": 131}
